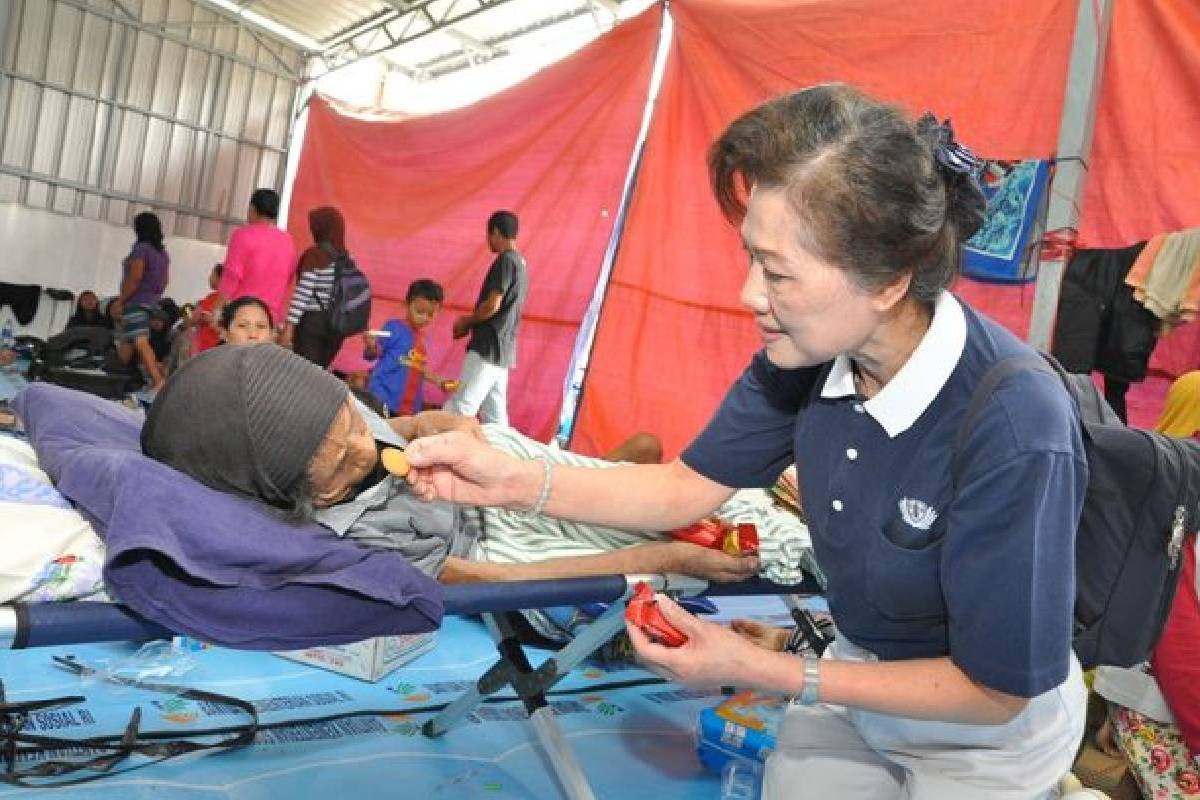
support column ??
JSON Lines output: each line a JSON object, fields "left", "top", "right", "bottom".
{"left": 1026, "top": 0, "right": 1116, "bottom": 351}
{"left": 0, "top": 0, "right": 11, "bottom": 66}
{"left": 276, "top": 71, "right": 314, "bottom": 230}
{"left": 0, "top": 0, "right": 14, "bottom": 142}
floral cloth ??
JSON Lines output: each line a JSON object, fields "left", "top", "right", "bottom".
{"left": 1112, "top": 703, "right": 1200, "bottom": 798}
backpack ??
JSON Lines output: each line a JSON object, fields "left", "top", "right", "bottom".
{"left": 315, "top": 242, "right": 372, "bottom": 337}
{"left": 954, "top": 353, "right": 1200, "bottom": 669}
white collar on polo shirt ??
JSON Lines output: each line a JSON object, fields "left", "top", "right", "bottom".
{"left": 820, "top": 291, "right": 967, "bottom": 439}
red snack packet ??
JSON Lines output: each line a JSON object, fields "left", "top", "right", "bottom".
{"left": 671, "top": 518, "right": 724, "bottom": 549}
{"left": 722, "top": 523, "right": 760, "bottom": 556}
{"left": 625, "top": 582, "right": 688, "bottom": 647}
{"left": 673, "top": 519, "right": 759, "bottom": 555}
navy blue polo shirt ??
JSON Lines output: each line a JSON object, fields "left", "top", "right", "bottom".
{"left": 683, "top": 293, "right": 1086, "bottom": 697}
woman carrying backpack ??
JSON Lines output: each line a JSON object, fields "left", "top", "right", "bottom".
{"left": 281, "top": 206, "right": 351, "bottom": 367}
{"left": 402, "top": 85, "right": 1089, "bottom": 799}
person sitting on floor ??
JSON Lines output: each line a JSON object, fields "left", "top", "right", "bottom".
{"left": 140, "top": 345, "right": 813, "bottom": 636}
{"left": 66, "top": 291, "right": 110, "bottom": 329}
{"left": 150, "top": 300, "right": 191, "bottom": 376}
{"left": 147, "top": 299, "right": 181, "bottom": 362}
{"left": 218, "top": 296, "right": 274, "bottom": 346}
{"left": 1155, "top": 371, "right": 1200, "bottom": 439}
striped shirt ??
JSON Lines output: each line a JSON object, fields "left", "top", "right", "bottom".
{"left": 287, "top": 265, "right": 336, "bottom": 324}
{"left": 472, "top": 424, "right": 821, "bottom": 640}
{"left": 323, "top": 405, "right": 819, "bottom": 643}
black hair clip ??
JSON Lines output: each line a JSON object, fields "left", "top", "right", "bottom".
{"left": 919, "top": 113, "right": 983, "bottom": 179}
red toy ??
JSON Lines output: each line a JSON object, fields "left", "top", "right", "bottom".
{"left": 625, "top": 582, "right": 688, "bottom": 647}
{"left": 672, "top": 519, "right": 759, "bottom": 556}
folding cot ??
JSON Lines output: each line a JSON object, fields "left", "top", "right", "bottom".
{"left": 2, "top": 381, "right": 822, "bottom": 797}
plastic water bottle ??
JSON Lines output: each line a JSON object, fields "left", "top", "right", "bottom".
{"left": 0, "top": 316, "right": 13, "bottom": 351}
{"left": 720, "top": 757, "right": 764, "bottom": 799}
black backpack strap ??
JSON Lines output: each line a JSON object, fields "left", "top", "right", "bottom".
{"left": 311, "top": 275, "right": 326, "bottom": 313}
{"left": 951, "top": 354, "right": 1052, "bottom": 490}
{"left": 312, "top": 243, "right": 346, "bottom": 313}
{"left": 1039, "top": 351, "right": 1122, "bottom": 427}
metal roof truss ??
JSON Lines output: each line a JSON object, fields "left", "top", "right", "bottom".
{"left": 317, "top": 0, "right": 526, "bottom": 76}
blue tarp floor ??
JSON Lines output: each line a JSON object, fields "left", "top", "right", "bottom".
{"left": 0, "top": 596, "right": 794, "bottom": 799}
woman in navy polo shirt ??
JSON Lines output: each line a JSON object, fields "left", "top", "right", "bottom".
{"left": 405, "top": 84, "right": 1087, "bottom": 798}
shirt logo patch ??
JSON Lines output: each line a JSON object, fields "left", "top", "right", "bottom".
{"left": 898, "top": 498, "right": 938, "bottom": 530}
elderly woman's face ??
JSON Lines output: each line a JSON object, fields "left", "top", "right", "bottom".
{"left": 308, "top": 398, "right": 378, "bottom": 507}
{"left": 738, "top": 186, "right": 884, "bottom": 369}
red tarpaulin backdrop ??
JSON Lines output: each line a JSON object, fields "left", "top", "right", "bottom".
{"left": 570, "top": 0, "right": 1077, "bottom": 459}
{"left": 288, "top": 6, "right": 661, "bottom": 440}
{"left": 1078, "top": 0, "right": 1200, "bottom": 249}
{"left": 1075, "top": 0, "right": 1200, "bottom": 380}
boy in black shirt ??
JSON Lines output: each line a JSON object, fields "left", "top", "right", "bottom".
{"left": 445, "top": 210, "right": 528, "bottom": 425}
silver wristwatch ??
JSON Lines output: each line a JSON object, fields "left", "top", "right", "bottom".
{"left": 797, "top": 655, "right": 821, "bottom": 706}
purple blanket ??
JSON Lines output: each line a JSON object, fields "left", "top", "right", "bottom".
{"left": 13, "top": 383, "right": 442, "bottom": 649}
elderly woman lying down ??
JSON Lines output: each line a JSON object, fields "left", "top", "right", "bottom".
{"left": 141, "top": 345, "right": 815, "bottom": 631}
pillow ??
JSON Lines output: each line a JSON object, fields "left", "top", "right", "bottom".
{"left": 13, "top": 383, "right": 442, "bottom": 649}
{"left": 0, "top": 435, "right": 105, "bottom": 603}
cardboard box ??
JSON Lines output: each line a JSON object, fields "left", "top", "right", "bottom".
{"left": 696, "top": 691, "right": 788, "bottom": 774}
{"left": 1072, "top": 743, "right": 1131, "bottom": 798}
{"left": 275, "top": 632, "right": 436, "bottom": 682}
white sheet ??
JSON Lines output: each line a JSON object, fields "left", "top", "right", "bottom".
{"left": 0, "top": 435, "right": 105, "bottom": 602}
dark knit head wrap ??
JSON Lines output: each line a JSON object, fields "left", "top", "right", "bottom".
{"left": 141, "top": 344, "right": 348, "bottom": 508}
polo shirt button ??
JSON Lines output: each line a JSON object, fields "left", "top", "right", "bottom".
{"left": 846, "top": 448, "right": 858, "bottom": 461}
{"left": 831, "top": 499, "right": 844, "bottom": 512}
{"left": 853, "top": 403, "right": 865, "bottom": 414}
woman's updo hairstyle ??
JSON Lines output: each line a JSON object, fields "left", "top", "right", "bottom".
{"left": 709, "top": 83, "right": 987, "bottom": 305}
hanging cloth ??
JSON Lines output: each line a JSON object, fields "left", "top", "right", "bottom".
{"left": 1127, "top": 228, "right": 1200, "bottom": 330}
{"left": 0, "top": 282, "right": 42, "bottom": 325}
{"left": 961, "top": 160, "right": 1051, "bottom": 284}
{"left": 1052, "top": 242, "right": 1159, "bottom": 382}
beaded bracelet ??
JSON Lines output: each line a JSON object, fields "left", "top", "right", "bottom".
{"left": 515, "top": 457, "right": 553, "bottom": 519}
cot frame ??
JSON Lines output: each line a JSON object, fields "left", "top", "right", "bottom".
{"left": 0, "top": 573, "right": 821, "bottom": 799}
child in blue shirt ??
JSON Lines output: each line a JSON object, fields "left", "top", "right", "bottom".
{"left": 365, "top": 279, "right": 457, "bottom": 417}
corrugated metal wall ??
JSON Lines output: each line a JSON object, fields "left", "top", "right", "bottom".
{"left": 0, "top": 0, "right": 304, "bottom": 244}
